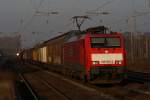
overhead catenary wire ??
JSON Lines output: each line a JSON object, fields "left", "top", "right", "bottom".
{"left": 90, "top": 0, "right": 117, "bottom": 11}
{"left": 112, "top": 19, "right": 150, "bottom": 32}
{"left": 93, "top": 0, "right": 150, "bottom": 32}
{"left": 109, "top": 12, "right": 150, "bottom": 32}
{"left": 16, "top": 0, "right": 45, "bottom": 49}
{"left": 148, "top": 0, "right": 150, "bottom": 8}
{"left": 85, "top": 0, "right": 117, "bottom": 16}
{"left": 18, "top": 0, "right": 45, "bottom": 33}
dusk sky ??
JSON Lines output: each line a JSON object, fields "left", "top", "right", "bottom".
{"left": 0, "top": 0, "right": 150, "bottom": 48}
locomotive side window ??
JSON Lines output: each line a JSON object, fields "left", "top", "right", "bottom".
{"left": 91, "top": 37, "right": 120, "bottom": 48}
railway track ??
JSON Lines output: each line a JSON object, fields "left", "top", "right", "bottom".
{"left": 127, "top": 70, "right": 150, "bottom": 83}
{"left": 93, "top": 72, "right": 150, "bottom": 100}
{"left": 91, "top": 70, "right": 150, "bottom": 99}
{"left": 37, "top": 78, "right": 72, "bottom": 100}
{"left": 16, "top": 64, "right": 68, "bottom": 100}
{"left": 16, "top": 74, "right": 39, "bottom": 100}
{"left": 26, "top": 64, "right": 150, "bottom": 100}
{"left": 26, "top": 73, "right": 72, "bottom": 100}
{"left": 24, "top": 70, "right": 116, "bottom": 100}
{"left": 21, "top": 63, "right": 118, "bottom": 100}
{"left": 94, "top": 82, "right": 150, "bottom": 100}
{"left": 16, "top": 61, "right": 150, "bottom": 100}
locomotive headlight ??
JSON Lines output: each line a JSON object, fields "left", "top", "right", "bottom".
{"left": 93, "top": 61, "right": 99, "bottom": 65}
{"left": 115, "top": 60, "right": 122, "bottom": 64}
{"left": 16, "top": 53, "right": 20, "bottom": 56}
{"left": 93, "top": 62, "right": 96, "bottom": 64}
{"left": 118, "top": 61, "right": 122, "bottom": 64}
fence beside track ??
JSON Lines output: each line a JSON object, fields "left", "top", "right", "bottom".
{"left": 124, "top": 32, "right": 150, "bottom": 63}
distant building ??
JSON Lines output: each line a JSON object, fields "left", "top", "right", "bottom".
{"left": 0, "top": 36, "right": 20, "bottom": 56}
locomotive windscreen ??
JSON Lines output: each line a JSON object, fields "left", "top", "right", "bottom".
{"left": 91, "top": 37, "right": 120, "bottom": 48}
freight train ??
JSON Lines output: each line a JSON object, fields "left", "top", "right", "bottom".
{"left": 20, "top": 26, "right": 127, "bottom": 83}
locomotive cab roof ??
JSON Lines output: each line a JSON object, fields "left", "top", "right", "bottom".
{"left": 65, "top": 26, "right": 122, "bottom": 43}
{"left": 86, "top": 26, "right": 108, "bottom": 34}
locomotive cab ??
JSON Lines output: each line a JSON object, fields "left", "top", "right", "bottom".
{"left": 63, "top": 26, "right": 127, "bottom": 83}
{"left": 87, "top": 34, "right": 126, "bottom": 80}
{"left": 85, "top": 31, "right": 127, "bottom": 82}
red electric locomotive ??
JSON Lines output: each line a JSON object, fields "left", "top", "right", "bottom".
{"left": 63, "top": 26, "right": 127, "bottom": 82}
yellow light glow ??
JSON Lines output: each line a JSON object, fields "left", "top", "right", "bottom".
{"left": 16, "top": 53, "right": 20, "bottom": 56}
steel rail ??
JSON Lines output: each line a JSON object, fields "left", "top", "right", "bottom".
{"left": 23, "top": 62, "right": 119, "bottom": 100}
{"left": 127, "top": 70, "right": 150, "bottom": 82}
{"left": 33, "top": 73, "right": 72, "bottom": 100}
{"left": 18, "top": 74, "right": 39, "bottom": 100}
